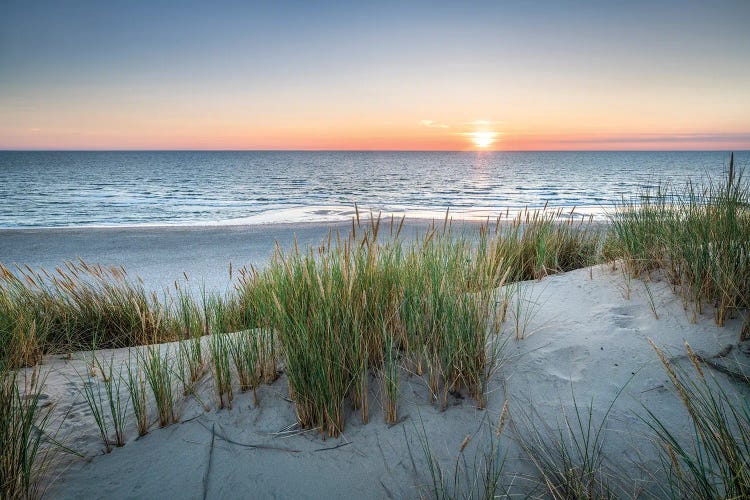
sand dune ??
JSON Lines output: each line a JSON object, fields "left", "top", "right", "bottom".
{"left": 24, "top": 264, "right": 747, "bottom": 498}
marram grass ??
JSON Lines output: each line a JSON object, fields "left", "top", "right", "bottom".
{"left": 264, "top": 218, "right": 502, "bottom": 436}
{"left": 0, "top": 208, "right": 604, "bottom": 438}
{"left": 0, "top": 261, "right": 174, "bottom": 368}
{"left": 141, "top": 345, "right": 177, "bottom": 428}
{"left": 1, "top": 367, "right": 57, "bottom": 499}
{"left": 608, "top": 157, "right": 750, "bottom": 338}
{"left": 647, "top": 340, "right": 750, "bottom": 499}
{"left": 208, "top": 332, "right": 233, "bottom": 410}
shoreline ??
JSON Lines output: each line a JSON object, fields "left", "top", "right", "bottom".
{"left": 0, "top": 202, "right": 608, "bottom": 231}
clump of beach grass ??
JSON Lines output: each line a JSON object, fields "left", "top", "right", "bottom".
{"left": 416, "top": 412, "right": 511, "bottom": 499}
{"left": 268, "top": 242, "right": 361, "bottom": 436}
{"left": 232, "top": 267, "right": 279, "bottom": 383}
{"left": 0, "top": 260, "right": 176, "bottom": 368}
{"left": 646, "top": 339, "right": 750, "bottom": 499}
{"left": 174, "top": 286, "right": 206, "bottom": 339}
{"left": 609, "top": 154, "right": 749, "bottom": 337}
{"left": 513, "top": 389, "right": 629, "bottom": 499}
{"left": 209, "top": 333, "right": 233, "bottom": 410}
{"left": 480, "top": 206, "right": 602, "bottom": 284}
{"left": 77, "top": 353, "right": 129, "bottom": 451}
{"left": 267, "top": 214, "right": 509, "bottom": 436}
{"left": 125, "top": 350, "right": 149, "bottom": 436}
{"left": 412, "top": 227, "right": 500, "bottom": 410}
{"left": 141, "top": 345, "right": 176, "bottom": 427}
{"left": 228, "top": 330, "right": 262, "bottom": 405}
{"left": 75, "top": 362, "right": 113, "bottom": 453}
{"left": 1, "top": 366, "right": 58, "bottom": 499}
{"left": 97, "top": 355, "right": 128, "bottom": 448}
{"left": 0, "top": 308, "right": 42, "bottom": 371}
{"left": 262, "top": 207, "right": 599, "bottom": 435}
{"left": 383, "top": 334, "right": 399, "bottom": 425}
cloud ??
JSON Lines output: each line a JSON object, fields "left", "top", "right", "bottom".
{"left": 419, "top": 120, "right": 450, "bottom": 129}
{"left": 460, "top": 120, "right": 504, "bottom": 127}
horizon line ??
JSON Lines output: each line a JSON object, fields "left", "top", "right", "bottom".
{"left": 1, "top": 148, "right": 748, "bottom": 153}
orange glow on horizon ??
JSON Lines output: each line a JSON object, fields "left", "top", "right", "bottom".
{"left": 2, "top": 117, "right": 748, "bottom": 151}
{"left": 3, "top": 78, "right": 749, "bottom": 151}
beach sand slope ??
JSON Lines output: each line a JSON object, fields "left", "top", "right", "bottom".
{"left": 33, "top": 264, "right": 746, "bottom": 498}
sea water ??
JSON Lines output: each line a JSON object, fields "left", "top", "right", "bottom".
{"left": 0, "top": 150, "right": 743, "bottom": 227}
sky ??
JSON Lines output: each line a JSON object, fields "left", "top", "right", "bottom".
{"left": 1, "top": 0, "right": 749, "bottom": 151}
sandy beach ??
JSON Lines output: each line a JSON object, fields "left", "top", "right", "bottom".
{"left": 15, "top": 259, "right": 746, "bottom": 498}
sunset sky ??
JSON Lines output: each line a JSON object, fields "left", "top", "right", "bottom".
{"left": 1, "top": 0, "right": 749, "bottom": 151}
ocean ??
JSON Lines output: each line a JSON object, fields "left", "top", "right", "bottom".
{"left": 0, "top": 150, "right": 743, "bottom": 228}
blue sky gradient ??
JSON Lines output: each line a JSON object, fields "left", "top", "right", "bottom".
{"left": 2, "top": 0, "right": 749, "bottom": 150}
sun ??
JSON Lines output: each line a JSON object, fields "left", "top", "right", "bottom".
{"left": 470, "top": 131, "right": 497, "bottom": 148}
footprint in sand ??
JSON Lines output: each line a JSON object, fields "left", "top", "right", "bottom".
{"left": 543, "top": 346, "right": 590, "bottom": 382}
{"left": 610, "top": 305, "right": 636, "bottom": 328}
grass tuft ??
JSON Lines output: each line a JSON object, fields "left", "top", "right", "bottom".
{"left": 125, "top": 350, "right": 149, "bottom": 437}
{"left": 513, "top": 387, "right": 630, "bottom": 499}
{"left": 416, "top": 414, "right": 511, "bottom": 499}
{"left": 141, "top": 345, "right": 176, "bottom": 427}
{"left": 209, "top": 333, "right": 233, "bottom": 410}
{"left": 0, "top": 367, "right": 57, "bottom": 499}
{"left": 608, "top": 158, "right": 749, "bottom": 337}
{"left": 646, "top": 339, "right": 750, "bottom": 499}
{"left": 228, "top": 330, "right": 262, "bottom": 405}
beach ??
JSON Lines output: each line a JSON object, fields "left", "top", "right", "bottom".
{"left": 3, "top": 184, "right": 749, "bottom": 499}
{"left": 0, "top": 183, "right": 747, "bottom": 500}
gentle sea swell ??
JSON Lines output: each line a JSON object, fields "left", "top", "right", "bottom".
{"left": 0, "top": 150, "right": 743, "bottom": 228}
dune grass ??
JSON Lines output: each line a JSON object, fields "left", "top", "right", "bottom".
{"left": 0, "top": 261, "right": 174, "bottom": 369}
{"left": 609, "top": 157, "right": 749, "bottom": 338}
{"left": 265, "top": 216, "right": 510, "bottom": 436}
{"left": 266, "top": 235, "right": 369, "bottom": 436}
{"left": 208, "top": 332, "right": 233, "bottom": 410}
{"left": 75, "top": 358, "right": 115, "bottom": 453}
{"left": 96, "top": 355, "right": 129, "bottom": 448}
{"left": 416, "top": 410, "right": 511, "bottom": 500}
{"left": 140, "top": 345, "right": 177, "bottom": 428}
{"left": 383, "top": 334, "right": 399, "bottom": 425}
{"left": 258, "top": 210, "right": 602, "bottom": 436}
{"left": 228, "top": 330, "right": 262, "bottom": 404}
{"left": 0, "top": 367, "right": 57, "bottom": 499}
{"left": 0, "top": 208, "right": 602, "bottom": 439}
{"left": 125, "top": 351, "right": 149, "bottom": 437}
{"left": 513, "top": 392, "right": 625, "bottom": 499}
{"left": 480, "top": 206, "right": 601, "bottom": 283}
{"left": 647, "top": 340, "right": 750, "bottom": 499}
